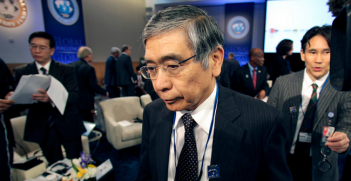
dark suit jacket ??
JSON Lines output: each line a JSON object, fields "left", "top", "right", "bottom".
{"left": 217, "top": 59, "right": 230, "bottom": 88}
{"left": 270, "top": 55, "right": 291, "bottom": 85}
{"left": 231, "top": 64, "right": 269, "bottom": 97}
{"left": 227, "top": 58, "right": 240, "bottom": 79}
{"left": 115, "top": 53, "right": 136, "bottom": 86}
{"left": 267, "top": 70, "right": 351, "bottom": 181}
{"left": 104, "top": 56, "right": 116, "bottom": 86}
{"left": 136, "top": 85, "right": 292, "bottom": 181}
{"left": 14, "top": 60, "right": 86, "bottom": 143}
{"left": 70, "top": 59, "right": 106, "bottom": 111}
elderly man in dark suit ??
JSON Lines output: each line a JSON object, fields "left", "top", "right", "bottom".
{"left": 104, "top": 47, "right": 120, "bottom": 98}
{"left": 136, "top": 5, "right": 292, "bottom": 181}
{"left": 13, "top": 32, "right": 86, "bottom": 165}
{"left": 70, "top": 46, "right": 108, "bottom": 123}
{"left": 116, "top": 45, "right": 137, "bottom": 96}
{"left": 231, "top": 48, "right": 269, "bottom": 100}
{"left": 268, "top": 26, "right": 351, "bottom": 181}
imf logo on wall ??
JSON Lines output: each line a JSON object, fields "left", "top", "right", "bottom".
{"left": 227, "top": 16, "right": 250, "bottom": 39}
{"left": 0, "top": 0, "right": 27, "bottom": 27}
{"left": 48, "top": 0, "right": 79, "bottom": 25}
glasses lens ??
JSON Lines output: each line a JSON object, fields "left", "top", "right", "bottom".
{"left": 162, "top": 60, "right": 180, "bottom": 76}
{"left": 141, "top": 66, "right": 156, "bottom": 79}
{"left": 318, "top": 159, "right": 332, "bottom": 173}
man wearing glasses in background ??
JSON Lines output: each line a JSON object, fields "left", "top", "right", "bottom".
{"left": 268, "top": 26, "right": 351, "bottom": 181}
{"left": 10, "top": 31, "right": 86, "bottom": 165}
{"left": 136, "top": 5, "right": 292, "bottom": 181}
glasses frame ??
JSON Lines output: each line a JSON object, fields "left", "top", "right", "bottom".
{"left": 29, "top": 44, "right": 50, "bottom": 51}
{"left": 140, "top": 55, "right": 196, "bottom": 79}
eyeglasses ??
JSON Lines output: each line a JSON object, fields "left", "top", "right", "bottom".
{"left": 29, "top": 44, "right": 49, "bottom": 51}
{"left": 140, "top": 55, "right": 196, "bottom": 79}
{"left": 318, "top": 146, "right": 332, "bottom": 173}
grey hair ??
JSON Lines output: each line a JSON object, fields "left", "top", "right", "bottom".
{"left": 77, "top": 46, "right": 92, "bottom": 59}
{"left": 111, "top": 47, "right": 120, "bottom": 54}
{"left": 142, "top": 5, "right": 224, "bottom": 69}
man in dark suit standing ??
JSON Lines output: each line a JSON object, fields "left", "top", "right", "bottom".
{"left": 116, "top": 45, "right": 137, "bottom": 96}
{"left": 13, "top": 32, "right": 86, "bottom": 165}
{"left": 136, "top": 5, "right": 292, "bottom": 181}
{"left": 226, "top": 52, "right": 240, "bottom": 80}
{"left": 104, "top": 47, "right": 120, "bottom": 98}
{"left": 231, "top": 48, "right": 269, "bottom": 100}
{"left": 70, "top": 46, "right": 108, "bottom": 123}
{"left": 268, "top": 26, "right": 351, "bottom": 181}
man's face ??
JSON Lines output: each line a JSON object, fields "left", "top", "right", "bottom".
{"left": 252, "top": 50, "right": 265, "bottom": 67}
{"left": 126, "top": 47, "right": 131, "bottom": 55}
{"left": 30, "top": 37, "right": 55, "bottom": 65}
{"left": 86, "top": 54, "right": 93, "bottom": 63}
{"left": 300, "top": 35, "right": 330, "bottom": 82}
{"left": 144, "top": 30, "right": 223, "bottom": 111}
{"left": 112, "top": 52, "right": 119, "bottom": 58}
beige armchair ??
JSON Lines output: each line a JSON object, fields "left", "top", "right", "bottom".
{"left": 11, "top": 115, "right": 90, "bottom": 166}
{"left": 99, "top": 96, "right": 143, "bottom": 150}
{"left": 140, "top": 94, "right": 152, "bottom": 108}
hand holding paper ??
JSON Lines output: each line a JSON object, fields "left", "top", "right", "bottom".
{"left": 32, "top": 89, "right": 51, "bottom": 103}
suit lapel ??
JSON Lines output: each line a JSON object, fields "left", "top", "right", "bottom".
{"left": 26, "top": 61, "right": 39, "bottom": 74}
{"left": 256, "top": 66, "right": 262, "bottom": 88}
{"left": 287, "top": 72, "right": 304, "bottom": 135}
{"left": 156, "top": 106, "right": 174, "bottom": 180}
{"left": 211, "top": 86, "right": 245, "bottom": 178}
{"left": 243, "top": 64, "right": 254, "bottom": 90}
{"left": 48, "top": 60, "right": 59, "bottom": 78}
{"left": 313, "top": 81, "right": 336, "bottom": 131}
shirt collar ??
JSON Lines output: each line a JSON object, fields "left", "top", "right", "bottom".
{"left": 303, "top": 68, "right": 329, "bottom": 90}
{"left": 248, "top": 62, "right": 257, "bottom": 72}
{"left": 35, "top": 60, "right": 51, "bottom": 74}
{"left": 174, "top": 83, "right": 217, "bottom": 134}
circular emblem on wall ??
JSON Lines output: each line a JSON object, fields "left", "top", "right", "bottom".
{"left": 48, "top": 0, "right": 79, "bottom": 25}
{"left": 0, "top": 0, "right": 27, "bottom": 28}
{"left": 227, "top": 16, "right": 250, "bottom": 39}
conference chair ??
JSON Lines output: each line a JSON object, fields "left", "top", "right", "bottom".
{"left": 99, "top": 96, "right": 143, "bottom": 150}
{"left": 140, "top": 94, "right": 152, "bottom": 108}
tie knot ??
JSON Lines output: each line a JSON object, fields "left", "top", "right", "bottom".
{"left": 40, "top": 67, "right": 47, "bottom": 75}
{"left": 312, "top": 83, "right": 318, "bottom": 90}
{"left": 181, "top": 113, "right": 197, "bottom": 131}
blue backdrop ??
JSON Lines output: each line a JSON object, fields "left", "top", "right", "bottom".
{"left": 225, "top": 3, "right": 254, "bottom": 66}
{"left": 41, "top": 0, "right": 86, "bottom": 64}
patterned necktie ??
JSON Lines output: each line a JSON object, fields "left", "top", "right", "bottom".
{"left": 40, "top": 67, "right": 47, "bottom": 75}
{"left": 295, "top": 83, "right": 318, "bottom": 156}
{"left": 176, "top": 113, "right": 198, "bottom": 181}
{"left": 252, "top": 69, "right": 257, "bottom": 90}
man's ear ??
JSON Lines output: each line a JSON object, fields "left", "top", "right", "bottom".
{"left": 50, "top": 48, "right": 55, "bottom": 56}
{"left": 300, "top": 49, "right": 305, "bottom": 62}
{"left": 210, "top": 46, "right": 224, "bottom": 77}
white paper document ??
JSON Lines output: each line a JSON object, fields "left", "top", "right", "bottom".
{"left": 9, "top": 75, "right": 68, "bottom": 115}
{"left": 118, "top": 120, "right": 133, "bottom": 127}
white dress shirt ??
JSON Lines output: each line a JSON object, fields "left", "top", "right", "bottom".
{"left": 168, "top": 84, "right": 218, "bottom": 181}
{"left": 290, "top": 69, "right": 329, "bottom": 154}
{"left": 35, "top": 60, "right": 51, "bottom": 75}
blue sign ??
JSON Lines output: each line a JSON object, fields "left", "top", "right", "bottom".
{"left": 225, "top": 3, "right": 254, "bottom": 66}
{"left": 42, "top": 0, "right": 85, "bottom": 64}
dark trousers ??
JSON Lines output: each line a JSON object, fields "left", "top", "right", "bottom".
{"left": 287, "top": 153, "right": 312, "bottom": 181}
{"left": 40, "top": 124, "right": 82, "bottom": 165}
{"left": 120, "top": 84, "right": 135, "bottom": 97}
{"left": 0, "top": 116, "right": 12, "bottom": 181}
{"left": 106, "top": 85, "right": 120, "bottom": 98}
{"left": 78, "top": 109, "right": 94, "bottom": 123}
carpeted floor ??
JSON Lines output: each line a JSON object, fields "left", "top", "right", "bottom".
{"left": 89, "top": 134, "right": 141, "bottom": 181}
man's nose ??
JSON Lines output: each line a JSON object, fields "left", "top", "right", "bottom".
{"left": 154, "top": 68, "right": 172, "bottom": 92}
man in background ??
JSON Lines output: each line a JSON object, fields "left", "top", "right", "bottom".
{"left": 104, "top": 47, "right": 120, "bottom": 98}
{"left": 231, "top": 48, "right": 269, "bottom": 100}
{"left": 226, "top": 52, "right": 240, "bottom": 81}
{"left": 268, "top": 26, "right": 351, "bottom": 181}
{"left": 70, "top": 46, "right": 108, "bottom": 123}
{"left": 13, "top": 31, "right": 86, "bottom": 165}
{"left": 116, "top": 45, "right": 137, "bottom": 96}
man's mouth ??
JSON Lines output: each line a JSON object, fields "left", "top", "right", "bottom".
{"left": 313, "top": 67, "right": 323, "bottom": 71}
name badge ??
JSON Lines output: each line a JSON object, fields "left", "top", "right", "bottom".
{"left": 299, "top": 132, "right": 312, "bottom": 143}
{"left": 208, "top": 165, "right": 220, "bottom": 179}
{"left": 322, "top": 126, "right": 335, "bottom": 143}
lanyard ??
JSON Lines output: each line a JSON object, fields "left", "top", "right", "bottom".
{"left": 300, "top": 75, "right": 329, "bottom": 131}
{"left": 173, "top": 83, "right": 219, "bottom": 181}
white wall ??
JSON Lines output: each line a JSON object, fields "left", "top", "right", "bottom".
{"left": 0, "top": 0, "right": 45, "bottom": 63}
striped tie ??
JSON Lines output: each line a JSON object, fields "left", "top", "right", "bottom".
{"left": 295, "top": 83, "right": 318, "bottom": 156}
{"left": 176, "top": 113, "right": 198, "bottom": 181}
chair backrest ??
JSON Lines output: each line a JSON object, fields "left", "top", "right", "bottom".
{"left": 10, "top": 116, "right": 40, "bottom": 156}
{"left": 99, "top": 96, "right": 143, "bottom": 122}
{"left": 140, "top": 94, "right": 152, "bottom": 108}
